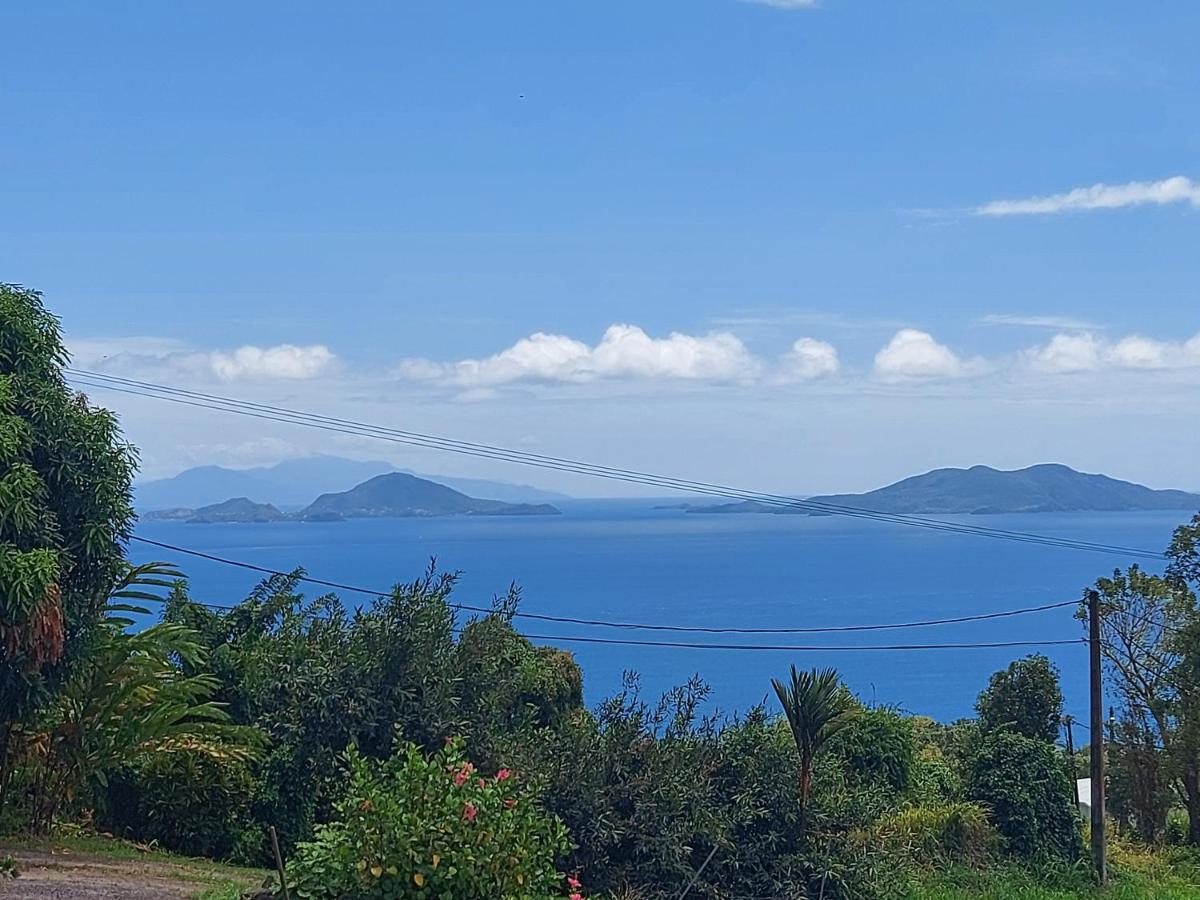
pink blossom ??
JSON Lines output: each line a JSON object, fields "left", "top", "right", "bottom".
{"left": 567, "top": 876, "right": 582, "bottom": 889}
{"left": 570, "top": 894, "right": 583, "bottom": 900}
{"left": 496, "top": 768, "right": 512, "bottom": 781}
{"left": 462, "top": 802, "right": 478, "bottom": 822}
{"left": 453, "top": 763, "right": 476, "bottom": 787}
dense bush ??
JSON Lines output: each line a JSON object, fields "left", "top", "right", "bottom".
{"left": 108, "top": 750, "right": 257, "bottom": 859}
{"left": 866, "top": 802, "right": 997, "bottom": 866}
{"left": 976, "top": 655, "right": 1064, "bottom": 744}
{"left": 142, "top": 569, "right": 585, "bottom": 862}
{"left": 504, "top": 676, "right": 727, "bottom": 896}
{"left": 285, "top": 740, "right": 575, "bottom": 900}
{"left": 968, "top": 732, "right": 1081, "bottom": 860}
{"left": 828, "top": 707, "right": 916, "bottom": 797}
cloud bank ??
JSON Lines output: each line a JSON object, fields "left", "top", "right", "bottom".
{"left": 1023, "top": 332, "right": 1200, "bottom": 373}
{"left": 73, "top": 339, "right": 338, "bottom": 381}
{"left": 977, "top": 176, "right": 1200, "bottom": 217}
{"left": 397, "top": 324, "right": 765, "bottom": 387}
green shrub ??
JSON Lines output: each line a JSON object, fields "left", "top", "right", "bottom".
{"left": 828, "top": 707, "right": 915, "bottom": 797}
{"left": 908, "top": 747, "right": 961, "bottom": 807}
{"left": 285, "top": 740, "right": 575, "bottom": 900}
{"left": 968, "top": 732, "right": 1081, "bottom": 860}
{"left": 868, "top": 802, "right": 998, "bottom": 866}
{"left": 106, "top": 749, "right": 257, "bottom": 860}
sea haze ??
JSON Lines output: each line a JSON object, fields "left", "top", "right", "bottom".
{"left": 129, "top": 501, "right": 1189, "bottom": 723}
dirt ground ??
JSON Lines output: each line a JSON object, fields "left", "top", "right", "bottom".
{"left": 0, "top": 849, "right": 260, "bottom": 899}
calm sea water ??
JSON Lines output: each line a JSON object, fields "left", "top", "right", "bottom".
{"left": 130, "top": 502, "right": 1187, "bottom": 724}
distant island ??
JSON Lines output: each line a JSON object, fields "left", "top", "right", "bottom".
{"left": 683, "top": 464, "right": 1200, "bottom": 516}
{"left": 143, "top": 473, "right": 561, "bottom": 523}
{"left": 134, "top": 455, "right": 570, "bottom": 511}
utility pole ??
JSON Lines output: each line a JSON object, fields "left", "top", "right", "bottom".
{"left": 1063, "top": 715, "right": 1079, "bottom": 811}
{"left": 1087, "top": 589, "right": 1107, "bottom": 885}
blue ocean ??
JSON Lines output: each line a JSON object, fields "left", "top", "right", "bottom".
{"left": 130, "top": 502, "right": 1187, "bottom": 725}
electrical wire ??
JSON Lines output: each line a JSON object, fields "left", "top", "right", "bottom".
{"left": 70, "top": 369, "right": 1169, "bottom": 560}
{"left": 130, "top": 534, "right": 1082, "bottom": 635}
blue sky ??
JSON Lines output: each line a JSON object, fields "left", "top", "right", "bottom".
{"left": 3, "top": 1, "right": 1199, "bottom": 493}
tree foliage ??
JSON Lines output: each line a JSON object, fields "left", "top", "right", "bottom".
{"left": 967, "top": 731, "right": 1080, "bottom": 860}
{"left": 975, "top": 654, "right": 1063, "bottom": 744}
{"left": 6, "top": 563, "right": 256, "bottom": 833}
{"left": 0, "top": 284, "right": 137, "bottom": 811}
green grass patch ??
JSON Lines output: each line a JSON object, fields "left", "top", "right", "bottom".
{"left": 912, "top": 861, "right": 1200, "bottom": 900}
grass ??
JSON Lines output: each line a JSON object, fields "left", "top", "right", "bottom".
{"left": 911, "top": 858, "right": 1200, "bottom": 899}
{"left": 0, "top": 831, "right": 273, "bottom": 898}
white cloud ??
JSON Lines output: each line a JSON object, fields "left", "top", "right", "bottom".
{"left": 209, "top": 345, "right": 336, "bottom": 380}
{"left": 74, "top": 336, "right": 338, "bottom": 382}
{"left": 873, "top": 329, "right": 980, "bottom": 381}
{"left": 1024, "top": 332, "right": 1200, "bottom": 373}
{"left": 779, "top": 338, "right": 839, "bottom": 381}
{"left": 1021, "top": 333, "right": 1103, "bottom": 373}
{"left": 980, "top": 314, "right": 1101, "bottom": 330}
{"left": 398, "top": 324, "right": 762, "bottom": 387}
{"left": 976, "top": 175, "right": 1200, "bottom": 217}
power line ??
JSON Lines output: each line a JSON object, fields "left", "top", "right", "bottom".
{"left": 72, "top": 370, "right": 1167, "bottom": 560}
{"left": 130, "top": 534, "right": 1081, "bottom": 635}
{"left": 76, "top": 369, "right": 1165, "bottom": 557}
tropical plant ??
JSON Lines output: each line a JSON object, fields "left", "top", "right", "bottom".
{"left": 285, "top": 739, "right": 576, "bottom": 900}
{"left": 18, "top": 562, "right": 258, "bottom": 832}
{"left": 0, "top": 283, "right": 137, "bottom": 819}
{"left": 772, "top": 665, "right": 856, "bottom": 816}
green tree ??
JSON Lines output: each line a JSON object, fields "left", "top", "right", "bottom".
{"left": 0, "top": 284, "right": 137, "bottom": 816}
{"left": 976, "top": 654, "right": 1064, "bottom": 743}
{"left": 1088, "top": 561, "right": 1200, "bottom": 842}
{"left": 968, "top": 731, "right": 1081, "bottom": 860}
{"left": 772, "top": 666, "right": 856, "bottom": 817}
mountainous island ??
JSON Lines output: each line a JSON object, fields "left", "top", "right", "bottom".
{"left": 299, "top": 473, "right": 560, "bottom": 521}
{"left": 684, "top": 464, "right": 1200, "bottom": 516}
{"left": 134, "top": 455, "right": 569, "bottom": 511}
{"left": 143, "top": 472, "right": 561, "bottom": 523}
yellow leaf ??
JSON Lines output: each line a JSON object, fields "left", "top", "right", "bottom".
{"left": 357, "top": 860, "right": 367, "bottom": 872}
{"left": 386, "top": 865, "right": 398, "bottom": 875}
{"left": 432, "top": 854, "right": 441, "bottom": 868}
{"left": 414, "top": 872, "right": 426, "bottom": 887}
{"left": 370, "top": 865, "right": 383, "bottom": 878}
{"left": 517, "top": 873, "right": 525, "bottom": 885}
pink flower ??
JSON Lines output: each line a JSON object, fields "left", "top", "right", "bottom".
{"left": 567, "top": 875, "right": 582, "bottom": 889}
{"left": 479, "top": 778, "right": 487, "bottom": 789}
{"left": 462, "top": 802, "right": 478, "bottom": 822}
{"left": 504, "top": 799, "right": 517, "bottom": 809}
{"left": 453, "top": 763, "right": 476, "bottom": 787}
{"left": 496, "top": 768, "right": 512, "bottom": 781}
{"left": 570, "top": 894, "right": 583, "bottom": 900}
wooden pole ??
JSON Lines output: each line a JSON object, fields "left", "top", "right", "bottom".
{"left": 1088, "top": 589, "right": 1107, "bottom": 885}
{"left": 1063, "top": 715, "right": 1080, "bottom": 812}
{"left": 270, "top": 825, "right": 291, "bottom": 900}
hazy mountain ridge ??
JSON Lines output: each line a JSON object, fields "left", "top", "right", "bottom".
{"left": 686, "top": 464, "right": 1200, "bottom": 516}
{"left": 135, "top": 456, "right": 569, "bottom": 510}
{"left": 143, "top": 472, "right": 560, "bottom": 523}
{"left": 298, "top": 473, "right": 560, "bottom": 521}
